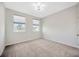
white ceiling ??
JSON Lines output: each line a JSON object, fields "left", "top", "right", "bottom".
{"left": 4, "top": 2, "right": 78, "bottom": 18}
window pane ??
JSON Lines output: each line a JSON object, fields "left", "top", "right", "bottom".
{"left": 32, "top": 19, "right": 40, "bottom": 32}
{"left": 33, "top": 26, "right": 40, "bottom": 32}
{"left": 13, "top": 23, "right": 26, "bottom": 32}
{"left": 13, "top": 15, "right": 26, "bottom": 32}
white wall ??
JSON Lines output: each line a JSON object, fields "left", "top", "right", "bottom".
{"left": 5, "top": 8, "right": 41, "bottom": 45}
{"left": 42, "top": 5, "right": 79, "bottom": 48}
{"left": 0, "top": 3, "right": 5, "bottom": 55}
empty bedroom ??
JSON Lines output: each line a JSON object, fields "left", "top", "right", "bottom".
{"left": 0, "top": 2, "right": 79, "bottom": 57}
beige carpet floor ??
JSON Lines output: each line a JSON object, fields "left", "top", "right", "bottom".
{"left": 2, "top": 39, "right": 79, "bottom": 57}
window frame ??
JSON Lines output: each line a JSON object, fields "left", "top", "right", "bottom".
{"left": 13, "top": 15, "right": 26, "bottom": 32}
{"left": 32, "top": 19, "right": 40, "bottom": 32}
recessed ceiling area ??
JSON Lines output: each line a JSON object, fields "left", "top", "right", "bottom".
{"left": 4, "top": 2, "right": 78, "bottom": 18}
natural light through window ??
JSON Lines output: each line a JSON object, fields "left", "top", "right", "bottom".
{"left": 32, "top": 19, "right": 40, "bottom": 32}
{"left": 13, "top": 15, "right": 26, "bottom": 32}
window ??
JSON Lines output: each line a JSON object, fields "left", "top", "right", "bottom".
{"left": 32, "top": 19, "right": 40, "bottom": 32}
{"left": 13, "top": 15, "right": 26, "bottom": 32}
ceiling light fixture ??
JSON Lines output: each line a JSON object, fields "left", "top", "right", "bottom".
{"left": 33, "top": 2, "right": 45, "bottom": 11}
